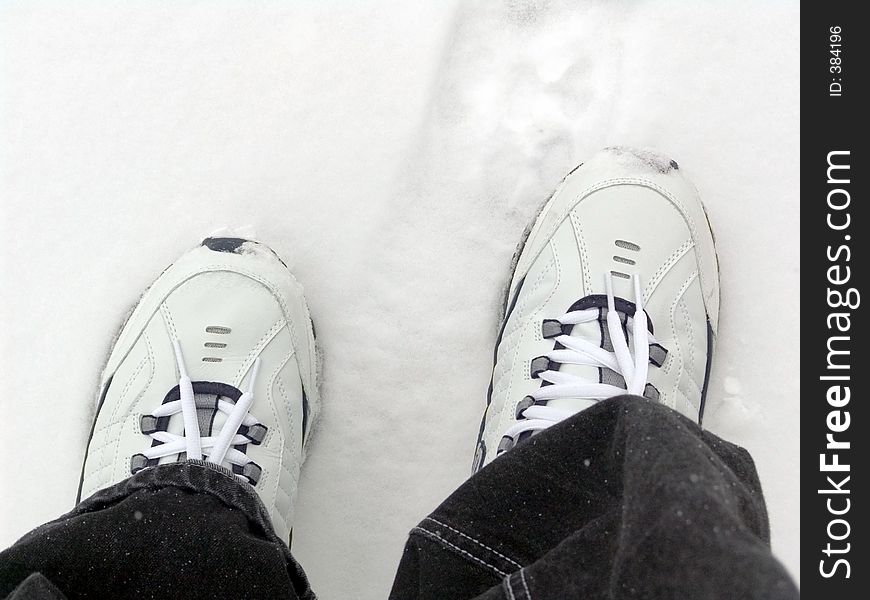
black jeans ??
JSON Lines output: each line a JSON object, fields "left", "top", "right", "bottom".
{"left": 0, "top": 396, "right": 799, "bottom": 599}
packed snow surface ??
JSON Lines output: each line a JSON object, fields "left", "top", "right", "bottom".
{"left": 0, "top": 1, "right": 799, "bottom": 597}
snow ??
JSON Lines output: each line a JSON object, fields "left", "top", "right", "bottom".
{"left": 0, "top": 0, "right": 799, "bottom": 597}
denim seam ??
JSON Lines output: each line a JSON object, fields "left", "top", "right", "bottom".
{"left": 519, "top": 568, "right": 532, "bottom": 600}
{"left": 412, "top": 526, "right": 508, "bottom": 577}
{"left": 503, "top": 576, "right": 517, "bottom": 600}
{"left": 424, "top": 517, "right": 523, "bottom": 569}
{"left": 505, "top": 571, "right": 532, "bottom": 600}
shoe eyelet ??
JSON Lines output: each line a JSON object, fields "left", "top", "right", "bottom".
{"left": 515, "top": 396, "right": 535, "bottom": 419}
{"left": 529, "top": 356, "right": 552, "bottom": 379}
{"left": 541, "top": 319, "right": 564, "bottom": 339}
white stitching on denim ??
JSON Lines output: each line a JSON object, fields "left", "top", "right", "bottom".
{"left": 412, "top": 526, "right": 507, "bottom": 577}
{"left": 520, "top": 568, "right": 532, "bottom": 600}
{"left": 424, "top": 517, "right": 523, "bottom": 569}
{"left": 504, "top": 576, "right": 517, "bottom": 600}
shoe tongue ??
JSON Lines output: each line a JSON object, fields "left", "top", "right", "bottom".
{"left": 158, "top": 382, "right": 242, "bottom": 464}
{"left": 194, "top": 392, "right": 222, "bottom": 438}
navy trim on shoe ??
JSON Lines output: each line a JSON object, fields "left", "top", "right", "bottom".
{"left": 473, "top": 276, "right": 526, "bottom": 471}
{"left": 698, "top": 319, "right": 714, "bottom": 426}
{"left": 76, "top": 375, "right": 114, "bottom": 504}
{"left": 201, "top": 237, "right": 248, "bottom": 253}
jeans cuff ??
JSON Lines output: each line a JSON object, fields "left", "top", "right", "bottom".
{"left": 70, "top": 460, "right": 315, "bottom": 599}
{"left": 76, "top": 460, "right": 271, "bottom": 535}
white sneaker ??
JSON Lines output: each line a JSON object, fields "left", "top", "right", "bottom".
{"left": 473, "top": 147, "right": 720, "bottom": 472}
{"left": 78, "top": 237, "right": 319, "bottom": 543}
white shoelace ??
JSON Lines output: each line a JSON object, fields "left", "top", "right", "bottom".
{"left": 139, "top": 339, "right": 262, "bottom": 473}
{"left": 503, "top": 273, "right": 658, "bottom": 441}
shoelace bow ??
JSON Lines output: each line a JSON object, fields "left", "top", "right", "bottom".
{"left": 503, "top": 273, "right": 664, "bottom": 441}
{"left": 138, "top": 339, "right": 263, "bottom": 477}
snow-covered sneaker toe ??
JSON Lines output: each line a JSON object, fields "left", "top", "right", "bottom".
{"left": 78, "top": 237, "right": 319, "bottom": 543}
{"left": 473, "top": 147, "right": 719, "bottom": 472}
